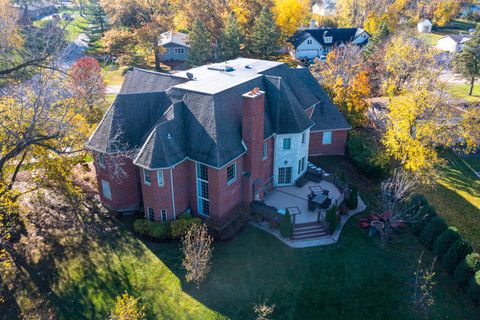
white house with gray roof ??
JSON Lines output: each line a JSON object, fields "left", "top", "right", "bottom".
{"left": 159, "top": 30, "right": 189, "bottom": 62}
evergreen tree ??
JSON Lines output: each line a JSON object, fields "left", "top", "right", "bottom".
{"left": 363, "top": 22, "right": 389, "bottom": 59}
{"left": 187, "top": 18, "right": 212, "bottom": 66}
{"left": 218, "top": 14, "right": 243, "bottom": 61}
{"left": 454, "top": 26, "right": 480, "bottom": 96}
{"left": 249, "top": 6, "right": 279, "bottom": 59}
{"left": 82, "top": 0, "right": 110, "bottom": 50}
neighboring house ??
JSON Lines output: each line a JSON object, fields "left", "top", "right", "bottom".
{"left": 436, "top": 35, "right": 472, "bottom": 53}
{"left": 87, "top": 58, "right": 351, "bottom": 222}
{"left": 159, "top": 30, "right": 189, "bottom": 62}
{"left": 312, "top": 0, "right": 337, "bottom": 16}
{"left": 19, "top": 1, "right": 57, "bottom": 21}
{"left": 417, "top": 19, "right": 433, "bottom": 33}
{"left": 288, "top": 28, "right": 369, "bottom": 60}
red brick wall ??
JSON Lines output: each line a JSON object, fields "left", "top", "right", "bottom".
{"left": 94, "top": 153, "right": 141, "bottom": 211}
{"left": 141, "top": 168, "right": 174, "bottom": 220}
{"left": 309, "top": 130, "right": 348, "bottom": 156}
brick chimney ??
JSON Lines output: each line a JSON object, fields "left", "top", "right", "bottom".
{"left": 241, "top": 88, "right": 265, "bottom": 203}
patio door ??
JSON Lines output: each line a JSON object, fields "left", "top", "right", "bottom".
{"left": 278, "top": 167, "right": 292, "bottom": 185}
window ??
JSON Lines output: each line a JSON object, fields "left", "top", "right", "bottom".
{"left": 196, "top": 163, "right": 210, "bottom": 216}
{"left": 165, "top": 48, "right": 170, "bottom": 54}
{"left": 98, "top": 153, "right": 105, "bottom": 168}
{"left": 283, "top": 138, "right": 291, "bottom": 150}
{"left": 157, "top": 170, "right": 164, "bottom": 186}
{"left": 143, "top": 168, "right": 151, "bottom": 185}
{"left": 147, "top": 208, "right": 154, "bottom": 221}
{"left": 101, "top": 180, "right": 111, "bottom": 200}
{"left": 161, "top": 209, "right": 167, "bottom": 221}
{"left": 298, "top": 157, "right": 306, "bottom": 175}
{"left": 302, "top": 132, "right": 306, "bottom": 144}
{"left": 174, "top": 48, "right": 184, "bottom": 54}
{"left": 278, "top": 167, "right": 292, "bottom": 185}
{"left": 197, "top": 163, "right": 208, "bottom": 180}
{"left": 227, "top": 163, "right": 237, "bottom": 184}
{"left": 307, "top": 39, "right": 312, "bottom": 44}
{"left": 262, "top": 142, "right": 268, "bottom": 160}
{"left": 322, "top": 131, "right": 332, "bottom": 145}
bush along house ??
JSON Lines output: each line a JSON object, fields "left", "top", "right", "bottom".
{"left": 86, "top": 58, "right": 351, "bottom": 222}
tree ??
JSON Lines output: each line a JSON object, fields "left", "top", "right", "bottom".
{"left": 413, "top": 252, "right": 436, "bottom": 311}
{"left": 82, "top": 0, "right": 110, "bottom": 50}
{"left": 187, "top": 18, "right": 212, "bottom": 66}
{"left": 218, "top": 14, "right": 243, "bottom": 61}
{"left": 228, "top": 0, "right": 269, "bottom": 36}
{"left": 254, "top": 301, "right": 275, "bottom": 320}
{"left": 279, "top": 209, "right": 292, "bottom": 238}
{"left": 102, "top": 29, "right": 137, "bottom": 58}
{"left": 110, "top": 292, "right": 145, "bottom": 320}
{"left": 182, "top": 223, "right": 213, "bottom": 288}
{"left": 249, "top": 6, "right": 280, "bottom": 59}
{"left": 432, "top": 0, "right": 460, "bottom": 26}
{"left": 68, "top": 56, "right": 106, "bottom": 124}
{"left": 454, "top": 27, "right": 480, "bottom": 96}
{"left": 272, "top": 0, "right": 309, "bottom": 40}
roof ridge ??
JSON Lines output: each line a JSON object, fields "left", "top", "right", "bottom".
{"left": 131, "top": 67, "right": 187, "bottom": 79}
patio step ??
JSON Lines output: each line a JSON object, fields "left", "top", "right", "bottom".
{"left": 291, "top": 223, "right": 328, "bottom": 240}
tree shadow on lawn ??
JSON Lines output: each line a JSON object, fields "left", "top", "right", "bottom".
{"left": 143, "top": 221, "right": 472, "bottom": 320}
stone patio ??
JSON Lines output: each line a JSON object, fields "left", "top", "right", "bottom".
{"left": 264, "top": 181, "right": 343, "bottom": 224}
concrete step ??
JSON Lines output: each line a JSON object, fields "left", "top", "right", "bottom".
{"left": 291, "top": 231, "right": 329, "bottom": 240}
{"left": 291, "top": 222, "right": 328, "bottom": 240}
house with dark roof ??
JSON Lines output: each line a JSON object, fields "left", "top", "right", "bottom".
{"left": 159, "top": 30, "right": 189, "bottom": 62}
{"left": 87, "top": 58, "right": 351, "bottom": 222}
{"left": 288, "top": 28, "right": 369, "bottom": 60}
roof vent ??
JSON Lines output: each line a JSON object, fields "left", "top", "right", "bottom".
{"left": 186, "top": 72, "right": 195, "bottom": 80}
{"left": 167, "top": 133, "right": 172, "bottom": 140}
{"left": 245, "top": 65, "right": 252, "bottom": 69}
{"left": 207, "top": 64, "right": 235, "bottom": 72}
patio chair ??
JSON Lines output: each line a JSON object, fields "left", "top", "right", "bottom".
{"left": 322, "top": 189, "right": 329, "bottom": 196}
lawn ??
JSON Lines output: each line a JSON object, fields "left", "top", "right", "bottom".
{"left": 445, "top": 83, "right": 480, "bottom": 103}
{"left": 421, "top": 150, "right": 480, "bottom": 251}
{"left": 434, "top": 19, "right": 478, "bottom": 35}
{"left": 418, "top": 33, "right": 444, "bottom": 46}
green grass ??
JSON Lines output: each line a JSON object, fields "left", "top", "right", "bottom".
{"left": 48, "top": 218, "right": 479, "bottom": 319}
{"left": 445, "top": 83, "right": 480, "bottom": 103}
{"left": 63, "top": 15, "right": 88, "bottom": 42}
{"left": 421, "top": 150, "right": 480, "bottom": 251}
{"left": 435, "top": 19, "right": 478, "bottom": 35}
{"left": 462, "top": 156, "right": 480, "bottom": 172}
{"left": 418, "top": 33, "right": 444, "bottom": 46}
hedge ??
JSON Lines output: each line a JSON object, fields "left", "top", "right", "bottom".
{"left": 171, "top": 216, "right": 201, "bottom": 239}
{"left": 411, "top": 204, "right": 437, "bottom": 236}
{"left": 326, "top": 205, "right": 338, "bottom": 234}
{"left": 419, "top": 217, "right": 448, "bottom": 250}
{"left": 433, "top": 227, "right": 461, "bottom": 260}
{"left": 279, "top": 210, "right": 292, "bottom": 238}
{"left": 346, "top": 186, "right": 358, "bottom": 210}
{"left": 468, "top": 271, "right": 480, "bottom": 304}
{"left": 133, "top": 219, "right": 171, "bottom": 240}
{"left": 346, "top": 131, "right": 390, "bottom": 178}
{"left": 441, "top": 239, "right": 473, "bottom": 274}
{"left": 454, "top": 253, "right": 480, "bottom": 288}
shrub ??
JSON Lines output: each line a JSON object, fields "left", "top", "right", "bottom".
{"left": 279, "top": 210, "right": 292, "bottom": 238}
{"left": 150, "top": 222, "right": 171, "bottom": 240}
{"left": 433, "top": 227, "right": 461, "bottom": 260}
{"left": 409, "top": 193, "right": 429, "bottom": 208}
{"left": 468, "top": 271, "right": 480, "bottom": 304}
{"left": 346, "top": 186, "right": 358, "bottom": 210}
{"left": 419, "top": 217, "right": 448, "bottom": 250}
{"left": 250, "top": 201, "right": 281, "bottom": 223}
{"left": 171, "top": 217, "right": 201, "bottom": 239}
{"left": 346, "top": 130, "right": 390, "bottom": 178}
{"left": 133, "top": 219, "right": 152, "bottom": 236}
{"left": 454, "top": 253, "right": 480, "bottom": 288}
{"left": 326, "top": 205, "right": 338, "bottom": 234}
{"left": 441, "top": 239, "right": 473, "bottom": 274}
{"left": 411, "top": 204, "right": 437, "bottom": 236}
{"left": 218, "top": 212, "right": 249, "bottom": 241}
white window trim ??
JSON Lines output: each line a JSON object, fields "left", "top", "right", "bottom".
{"left": 147, "top": 207, "right": 154, "bottom": 221}
{"left": 227, "top": 162, "right": 237, "bottom": 185}
{"left": 262, "top": 142, "right": 268, "bottom": 160}
{"left": 322, "top": 131, "right": 332, "bottom": 145}
{"left": 101, "top": 179, "right": 111, "bottom": 200}
{"left": 301, "top": 132, "right": 306, "bottom": 144}
{"left": 143, "top": 168, "right": 151, "bottom": 185}
{"left": 161, "top": 209, "right": 167, "bottom": 221}
{"left": 157, "top": 170, "right": 164, "bottom": 187}
{"left": 283, "top": 138, "right": 291, "bottom": 150}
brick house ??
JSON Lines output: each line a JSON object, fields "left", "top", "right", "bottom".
{"left": 86, "top": 58, "right": 351, "bottom": 222}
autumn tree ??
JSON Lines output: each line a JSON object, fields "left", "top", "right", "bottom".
{"left": 110, "top": 292, "right": 146, "bottom": 320}
{"left": 82, "top": 0, "right": 110, "bottom": 50}
{"left": 182, "top": 223, "right": 213, "bottom": 288}
{"left": 249, "top": 6, "right": 280, "bottom": 59}
{"left": 432, "top": 0, "right": 460, "bottom": 27}
{"left": 228, "top": 0, "right": 270, "bottom": 36}
{"left": 454, "top": 27, "right": 480, "bottom": 96}
{"left": 218, "top": 14, "right": 243, "bottom": 61}
{"left": 272, "top": 0, "right": 309, "bottom": 40}
{"left": 68, "top": 56, "right": 106, "bottom": 124}
{"left": 413, "top": 253, "right": 436, "bottom": 311}
{"left": 187, "top": 19, "right": 212, "bottom": 66}
{"left": 102, "top": 29, "right": 137, "bottom": 60}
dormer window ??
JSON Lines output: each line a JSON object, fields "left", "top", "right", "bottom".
{"left": 324, "top": 36, "right": 333, "bottom": 44}
{"left": 307, "top": 39, "right": 312, "bottom": 45}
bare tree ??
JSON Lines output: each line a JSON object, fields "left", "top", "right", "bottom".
{"left": 413, "top": 252, "right": 436, "bottom": 311}
{"left": 181, "top": 223, "right": 213, "bottom": 288}
{"left": 254, "top": 301, "right": 275, "bottom": 320}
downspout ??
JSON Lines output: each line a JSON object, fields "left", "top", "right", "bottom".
{"left": 170, "top": 168, "right": 176, "bottom": 220}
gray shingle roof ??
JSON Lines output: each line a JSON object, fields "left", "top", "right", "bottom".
{"left": 289, "top": 28, "right": 368, "bottom": 48}
{"left": 88, "top": 58, "right": 350, "bottom": 169}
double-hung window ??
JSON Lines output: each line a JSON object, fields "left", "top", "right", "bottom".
{"left": 157, "top": 170, "right": 164, "bottom": 187}
{"left": 227, "top": 163, "right": 237, "bottom": 184}
{"left": 322, "top": 131, "right": 332, "bottom": 145}
{"left": 262, "top": 142, "right": 268, "bottom": 160}
{"left": 196, "top": 163, "right": 210, "bottom": 216}
{"left": 283, "top": 138, "right": 291, "bottom": 150}
{"left": 301, "top": 132, "right": 306, "bottom": 144}
{"left": 298, "top": 157, "right": 306, "bottom": 175}
{"left": 147, "top": 208, "right": 154, "bottom": 221}
{"left": 161, "top": 209, "right": 167, "bottom": 221}
{"left": 101, "top": 180, "right": 111, "bottom": 200}
{"left": 143, "top": 168, "right": 151, "bottom": 185}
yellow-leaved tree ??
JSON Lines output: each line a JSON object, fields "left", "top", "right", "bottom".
{"left": 432, "top": 0, "right": 460, "bottom": 27}
{"left": 272, "top": 0, "right": 309, "bottom": 40}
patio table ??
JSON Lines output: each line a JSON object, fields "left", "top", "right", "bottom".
{"left": 286, "top": 206, "right": 301, "bottom": 215}
{"left": 312, "top": 194, "right": 328, "bottom": 206}
{"left": 309, "top": 186, "right": 323, "bottom": 194}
